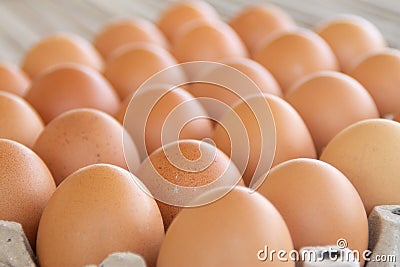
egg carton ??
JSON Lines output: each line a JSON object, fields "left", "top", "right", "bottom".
{"left": 1, "top": 205, "right": 399, "bottom": 267}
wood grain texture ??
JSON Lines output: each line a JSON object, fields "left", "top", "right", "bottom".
{"left": 0, "top": 0, "right": 399, "bottom": 64}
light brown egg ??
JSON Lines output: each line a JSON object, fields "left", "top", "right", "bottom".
{"left": 136, "top": 139, "right": 243, "bottom": 230}
{"left": 157, "top": 186, "right": 294, "bottom": 267}
{"left": 257, "top": 158, "right": 368, "bottom": 260}
{"left": 285, "top": 71, "right": 379, "bottom": 155}
{"left": 0, "top": 91, "right": 44, "bottom": 148}
{"left": 320, "top": 119, "right": 400, "bottom": 215}
{"left": 229, "top": 4, "right": 296, "bottom": 54}
{"left": 36, "top": 164, "right": 164, "bottom": 267}
{"left": 104, "top": 43, "right": 184, "bottom": 99}
{"left": 122, "top": 86, "right": 213, "bottom": 161}
{"left": 0, "top": 139, "right": 55, "bottom": 250}
{"left": 186, "top": 57, "right": 282, "bottom": 121}
{"left": 172, "top": 20, "right": 248, "bottom": 63}
{"left": 158, "top": 0, "right": 220, "bottom": 42}
{"left": 93, "top": 18, "right": 169, "bottom": 60}
{"left": 316, "top": 15, "right": 386, "bottom": 73}
{"left": 25, "top": 63, "right": 119, "bottom": 124}
{"left": 213, "top": 94, "right": 316, "bottom": 186}
{"left": 350, "top": 49, "right": 400, "bottom": 117}
{"left": 253, "top": 28, "right": 338, "bottom": 93}
{"left": 0, "top": 63, "right": 30, "bottom": 96}
{"left": 21, "top": 33, "right": 103, "bottom": 78}
{"left": 33, "top": 108, "right": 140, "bottom": 185}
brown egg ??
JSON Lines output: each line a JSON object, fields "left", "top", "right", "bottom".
{"left": 157, "top": 186, "right": 294, "bottom": 267}
{"left": 123, "top": 86, "right": 213, "bottom": 161}
{"left": 213, "top": 94, "right": 316, "bottom": 187}
{"left": 21, "top": 33, "right": 103, "bottom": 78}
{"left": 320, "top": 119, "right": 400, "bottom": 215}
{"left": 350, "top": 49, "right": 400, "bottom": 117}
{"left": 33, "top": 108, "right": 140, "bottom": 185}
{"left": 93, "top": 18, "right": 169, "bottom": 60}
{"left": 0, "top": 91, "right": 44, "bottom": 148}
{"left": 172, "top": 20, "right": 248, "bottom": 63}
{"left": 253, "top": 28, "right": 339, "bottom": 93}
{"left": 136, "top": 139, "right": 243, "bottom": 230}
{"left": 285, "top": 71, "right": 379, "bottom": 155}
{"left": 104, "top": 43, "right": 184, "bottom": 99}
{"left": 0, "top": 63, "right": 30, "bottom": 96}
{"left": 257, "top": 158, "right": 368, "bottom": 259}
{"left": 186, "top": 57, "right": 282, "bottom": 120}
{"left": 36, "top": 164, "right": 164, "bottom": 267}
{"left": 229, "top": 4, "right": 296, "bottom": 54}
{"left": 158, "top": 0, "right": 220, "bottom": 42}
{"left": 316, "top": 15, "right": 386, "bottom": 73}
{"left": 25, "top": 63, "right": 119, "bottom": 124}
{"left": 0, "top": 139, "right": 55, "bottom": 250}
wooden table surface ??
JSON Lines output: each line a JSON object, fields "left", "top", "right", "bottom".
{"left": 0, "top": 0, "right": 399, "bottom": 64}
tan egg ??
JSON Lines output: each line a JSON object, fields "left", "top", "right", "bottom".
{"left": 186, "top": 57, "right": 282, "bottom": 121}
{"left": 123, "top": 86, "right": 213, "bottom": 161}
{"left": 158, "top": 0, "right": 220, "bottom": 42}
{"left": 253, "top": 28, "right": 338, "bottom": 93}
{"left": 320, "top": 119, "right": 400, "bottom": 215}
{"left": 0, "top": 63, "right": 30, "bottom": 96}
{"left": 229, "top": 4, "right": 296, "bottom": 54}
{"left": 21, "top": 33, "right": 103, "bottom": 78}
{"left": 285, "top": 71, "right": 379, "bottom": 155}
{"left": 36, "top": 164, "right": 164, "bottom": 267}
{"left": 172, "top": 20, "right": 248, "bottom": 63}
{"left": 213, "top": 94, "right": 316, "bottom": 186}
{"left": 157, "top": 186, "right": 294, "bottom": 267}
{"left": 136, "top": 139, "right": 243, "bottom": 230}
{"left": 25, "top": 63, "right": 119, "bottom": 124}
{"left": 350, "top": 49, "right": 400, "bottom": 117}
{"left": 104, "top": 43, "right": 184, "bottom": 99}
{"left": 257, "top": 158, "right": 368, "bottom": 259}
{"left": 316, "top": 15, "right": 386, "bottom": 73}
{"left": 0, "top": 139, "right": 55, "bottom": 250}
{"left": 0, "top": 91, "right": 44, "bottom": 148}
{"left": 93, "top": 18, "right": 169, "bottom": 60}
{"left": 33, "top": 108, "right": 140, "bottom": 185}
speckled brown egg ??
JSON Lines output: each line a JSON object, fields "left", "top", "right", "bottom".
{"left": 213, "top": 94, "right": 316, "bottom": 186}
{"left": 229, "top": 4, "right": 296, "bottom": 54}
{"left": 33, "top": 108, "right": 140, "bottom": 185}
{"left": 104, "top": 43, "right": 184, "bottom": 100}
{"left": 21, "top": 33, "right": 103, "bottom": 78}
{"left": 93, "top": 18, "right": 169, "bottom": 60}
{"left": 157, "top": 186, "right": 294, "bottom": 267}
{"left": 316, "top": 14, "right": 386, "bottom": 73}
{"left": 136, "top": 139, "right": 243, "bottom": 230}
{"left": 253, "top": 28, "right": 338, "bottom": 93}
{"left": 36, "top": 164, "right": 164, "bottom": 267}
{"left": 285, "top": 71, "right": 379, "bottom": 155}
{"left": 172, "top": 20, "right": 248, "bottom": 62}
{"left": 350, "top": 49, "right": 400, "bottom": 117}
{"left": 25, "top": 63, "right": 120, "bottom": 124}
{"left": 257, "top": 158, "right": 368, "bottom": 260}
{"left": 0, "top": 139, "right": 55, "bottom": 250}
{"left": 0, "top": 63, "right": 30, "bottom": 96}
{"left": 320, "top": 119, "right": 400, "bottom": 215}
{"left": 0, "top": 91, "right": 44, "bottom": 148}
{"left": 158, "top": 0, "right": 220, "bottom": 42}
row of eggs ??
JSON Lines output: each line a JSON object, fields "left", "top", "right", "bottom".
{"left": 0, "top": 1, "right": 400, "bottom": 266}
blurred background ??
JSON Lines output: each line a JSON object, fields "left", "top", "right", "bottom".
{"left": 0, "top": 0, "right": 399, "bottom": 64}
